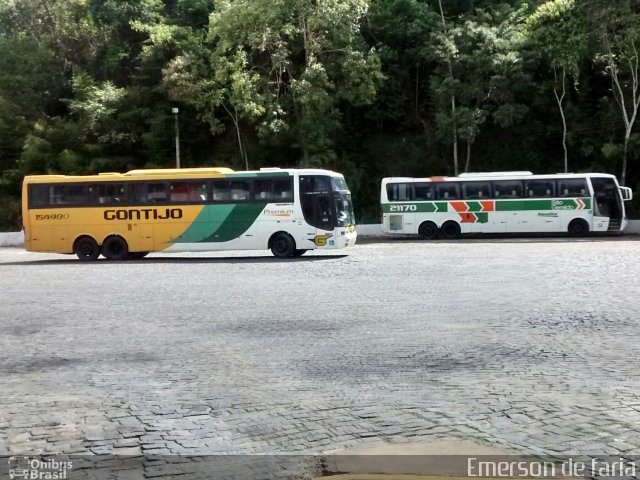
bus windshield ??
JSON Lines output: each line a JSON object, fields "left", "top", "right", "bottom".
{"left": 335, "top": 192, "right": 355, "bottom": 226}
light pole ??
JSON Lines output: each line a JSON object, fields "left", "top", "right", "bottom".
{"left": 172, "top": 107, "right": 180, "bottom": 168}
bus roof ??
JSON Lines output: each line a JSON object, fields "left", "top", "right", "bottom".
{"left": 23, "top": 167, "right": 345, "bottom": 183}
{"left": 382, "top": 172, "right": 619, "bottom": 183}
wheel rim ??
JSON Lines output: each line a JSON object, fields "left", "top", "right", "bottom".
{"left": 423, "top": 225, "right": 435, "bottom": 237}
{"left": 104, "top": 238, "right": 127, "bottom": 259}
{"left": 443, "top": 224, "right": 458, "bottom": 238}
{"left": 274, "top": 239, "right": 287, "bottom": 255}
{"left": 79, "top": 242, "right": 95, "bottom": 257}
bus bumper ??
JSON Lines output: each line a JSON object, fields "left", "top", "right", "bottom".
{"left": 319, "top": 227, "right": 357, "bottom": 249}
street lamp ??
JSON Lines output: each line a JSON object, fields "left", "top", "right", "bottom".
{"left": 172, "top": 107, "right": 180, "bottom": 168}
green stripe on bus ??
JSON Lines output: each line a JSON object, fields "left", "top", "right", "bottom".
{"left": 381, "top": 202, "right": 448, "bottom": 213}
{"left": 173, "top": 203, "right": 268, "bottom": 243}
{"left": 200, "top": 203, "right": 267, "bottom": 242}
{"left": 476, "top": 212, "right": 489, "bottom": 223}
{"left": 495, "top": 198, "right": 591, "bottom": 211}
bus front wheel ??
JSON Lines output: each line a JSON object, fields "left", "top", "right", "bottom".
{"left": 418, "top": 221, "right": 439, "bottom": 240}
{"left": 74, "top": 236, "right": 100, "bottom": 261}
{"left": 568, "top": 219, "right": 589, "bottom": 237}
{"left": 270, "top": 233, "right": 296, "bottom": 258}
{"left": 440, "top": 221, "right": 461, "bottom": 240}
{"left": 293, "top": 249, "right": 308, "bottom": 257}
{"left": 102, "top": 236, "right": 129, "bottom": 261}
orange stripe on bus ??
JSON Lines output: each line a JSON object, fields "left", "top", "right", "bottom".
{"left": 481, "top": 201, "right": 495, "bottom": 212}
{"left": 450, "top": 202, "right": 468, "bottom": 213}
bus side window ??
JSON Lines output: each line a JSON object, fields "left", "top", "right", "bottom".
{"left": 50, "top": 185, "right": 88, "bottom": 205}
{"left": 273, "top": 178, "right": 293, "bottom": 202}
{"left": 436, "top": 183, "right": 460, "bottom": 200}
{"left": 28, "top": 184, "right": 49, "bottom": 208}
{"left": 92, "top": 183, "right": 126, "bottom": 204}
{"left": 169, "top": 182, "right": 208, "bottom": 203}
{"left": 253, "top": 179, "right": 273, "bottom": 201}
{"left": 414, "top": 183, "right": 433, "bottom": 200}
{"left": 230, "top": 181, "right": 250, "bottom": 201}
{"left": 557, "top": 179, "right": 588, "bottom": 197}
{"left": 274, "top": 178, "right": 293, "bottom": 201}
{"left": 212, "top": 181, "right": 231, "bottom": 202}
{"left": 462, "top": 182, "right": 491, "bottom": 200}
{"left": 135, "top": 183, "right": 168, "bottom": 203}
{"left": 493, "top": 181, "right": 523, "bottom": 199}
{"left": 386, "top": 183, "right": 413, "bottom": 201}
{"left": 525, "top": 180, "right": 555, "bottom": 198}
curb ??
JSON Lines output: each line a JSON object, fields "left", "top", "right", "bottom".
{"left": 0, "top": 231, "right": 24, "bottom": 247}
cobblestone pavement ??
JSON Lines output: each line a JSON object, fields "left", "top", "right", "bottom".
{"left": 0, "top": 239, "right": 639, "bottom": 459}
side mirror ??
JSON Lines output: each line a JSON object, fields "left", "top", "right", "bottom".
{"left": 620, "top": 187, "right": 633, "bottom": 201}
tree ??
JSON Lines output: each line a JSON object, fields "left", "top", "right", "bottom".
{"left": 433, "top": 5, "right": 529, "bottom": 172}
{"left": 202, "top": 0, "right": 383, "bottom": 166}
{"left": 525, "top": 0, "right": 587, "bottom": 173}
{"left": 586, "top": 0, "right": 640, "bottom": 185}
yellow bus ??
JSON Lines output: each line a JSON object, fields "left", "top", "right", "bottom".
{"left": 22, "top": 167, "right": 357, "bottom": 260}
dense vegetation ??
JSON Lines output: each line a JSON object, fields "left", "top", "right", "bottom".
{"left": 1, "top": 0, "right": 639, "bottom": 229}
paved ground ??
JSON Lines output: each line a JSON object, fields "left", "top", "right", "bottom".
{"left": 1, "top": 239, "right": 639, "bottom": 463}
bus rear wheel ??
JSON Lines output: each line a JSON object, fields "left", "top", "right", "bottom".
{"left": 102, "top": 236, "right": 129, "bottom": 261}
{"left": 270, "top": 233, "right": 296, "bottom": 258}
{"left": 418, "top": 221, "right": 439, "bottom": 240}
{"left": 293, "top": 249, "right": 308, "bottom": 257}
{"left": 74, "top": 236, "right": 100, "bottom": 261}
{"left": 568, "top": 219, "right": 589, "bottom": 237}
{"left": 440, "top": 221, "right": 461, "bottom": 240}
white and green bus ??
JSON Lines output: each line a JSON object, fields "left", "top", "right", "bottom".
{"left": 23, "top": 167, "right": 357, "bottom": 259}
{"left": 381, "top": 172, "right": 633, "bottom": 239}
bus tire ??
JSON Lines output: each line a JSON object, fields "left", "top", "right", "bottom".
{"left": 74, "top": 236, "right": 100, "bottom": 261}
{"left": 102, "top": 235, "right": 129, "bottom": 261}
{"left": 440, "top": 221, "right": 461, "bottom": 240}
{"left": 293, "top": 249, "right": 308, "bottom": 257}
{"left": 568, "top": 219, "right": 589, "bottom": 237}
{"left": 128, "top": 252, "right": 149, "bottom": 260}
{"left": 270, "top": 232, "right": 296, "bottom": 258}
{"left": 418, "top": 221, "right": 439, "bottom": 240}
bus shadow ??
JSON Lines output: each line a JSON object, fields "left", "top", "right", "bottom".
{"left": 0, "top": 255, "right": 349, "bottom": 267}
{"left": 360, "top": 232, "right": 633, "bottom": 244}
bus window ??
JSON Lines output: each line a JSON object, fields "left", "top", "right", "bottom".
{"left": 557, "top": 179, "right": 589, "bottom": 197}
{"left": 91, "top": 183, "right": 127, "bottom": 204}
{"left": 273, "top": 178, "right": 293, "bottom": 202}
{"left": 525, "top": 180, "right": 555, "bottom": 198}
{"left": 493, "top": 181, "right": 523, "bottom": 199}
{"left": 386, "top": 183, "right": 413, "bottom": 201}
{"left": 136, "top": 183, "right": 168, "bottom": 203}
{"left": 253, "top": 179, "right": 273, "bottom": 201}
{"left": 212, "top": 180, "right": 231, "bottom": 201}
{"left": 50, "top": 185, "right": 88, "bottom": 205}
{"left": 230, "top": 180, "right": 250, "bottom": 201}
{"left": 300, "top": 175, "right": 331, "bottom": 194}
{"left": 414, "top": 183, "right": 433, "bottom": 200}
{"left": 170, "top": 182, "right": 208, "bottom": 203}
{"left": 28, "top": 184, "right": 49, "bottom": 208}
{"left": 436, "top": 183, "right": 460, "bottom": 200}
{"left": 462, "top": 181, "right": 491, "bottom": 199}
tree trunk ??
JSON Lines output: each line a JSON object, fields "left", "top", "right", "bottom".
{"left": 622, "top": 129, "right": 630, "bottom": 186}
{"left": 223, "top": 104, "right": 248, "bottom": 170}
{"left": 553, "top": 66, "right": 568, "bottom": 173}
{"left": 438, "top": 0, "right": 458, "bottom": 176}
{"left": 465, "top": 141, "right": 471, "bottom": 173}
